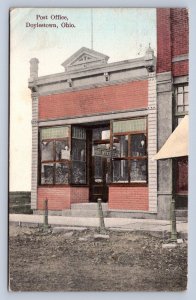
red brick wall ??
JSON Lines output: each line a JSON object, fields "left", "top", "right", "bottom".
{"left": 157, "top": 8, "right": 189, "bottom": 76}
{"left": 70, "top": 187, "right": 89, "bottom": 204}
{"left": 108, "top": 186, "right": 148, "bottom": 211}
{"left": 172, "top": 60, "right": 189, "bottom": 77}
{"left": 39, "top": 80, "right": 148, "bottom": 120}
{"left": 171, "top": 8, "right": 189, "bottom": 57}
{"left": 37, "top": 187, "right": 71, "bottom": 210}
{"left": 157, "top": 8, "right": 172, "bottom": 73}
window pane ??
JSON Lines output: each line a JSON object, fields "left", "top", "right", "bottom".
{"left": 113, "top": 135, "right": 128, "bottom": 158}
{"left": 55, "top": 162, "right": 69, "bottom": 184}
{"left": 56, "top": 140, "right": 70, "bottom": 161}
{"left": 41, "top": 126, "right": 69, "bottom": 139}
{"left": 176, "top": 158, "right": 188, "bottom": 194}
{"left": 131, "top": 134, "right": 146, "bottom": 157}
{"left": 185, "top": 105, "right": 189, "bottom": 112}
{"left": 177, "top": 93, "right": 183, "bottom": 106}
{"left": 177, "top": 105, "right": 184, "bottom": 113}
{"left": 184, "top": 92, "right": 188, "bottom": 105}
{"left": 72, "top": 127, "right": 86, "bottom": 139}
{"left": 72, "top": 161, "right": 86, "bottom": 184}
{"left": 41, "top": 141, "right": 54, "bottom": 161}
{"left": 113, "top": 160, "right": 128, "bottom": 183}
{"left": 41, "top": 163, "right": 54, "bottom": 184}
{"left": 178, "top": 86, "right": 183, "bottom": 93}
{"left": 113, "top": 118, "right": 146, "bottom": 133}
{"left": 72, "top": 139, "right": 86, "bottom": 161}
{"left": 184, "top": 85, "right": 188, "bottom": 92}
{"left": 130, "top": 160, "right": 147, "bottom": 182}
{"left": 92, "top": 127, "right": 110, "bottom": 141}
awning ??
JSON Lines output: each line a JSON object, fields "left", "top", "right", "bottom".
{"left": 153, "top": 115, "right": 189, "bottom": 160}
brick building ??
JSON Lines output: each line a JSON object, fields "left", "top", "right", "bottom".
{"left": 28, "top": 8, "right": 188, "bottom": 219}
{"left": 156, "top": 8, "right": 189, "bottom": 219}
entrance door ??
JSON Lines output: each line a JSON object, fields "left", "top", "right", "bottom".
{"left": 90, "top": 126, "right": 110, "bottom": 202}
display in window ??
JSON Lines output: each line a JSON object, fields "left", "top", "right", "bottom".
{"left": 56, "top": 140, "right": 70, "bottom": 161}
{"left": 72, "top": 161, "right": 86, "bottom": 184}
{"left": 41, "top": 141, "right": 54, "bottom": 161}
{"left": 55, "top": 162, "right": 69, "bottom": 184}
{"left": 113, "top": 160, "right": 128, "bottom": 183}
{"left": 113, "top": 135, "right": 128, "bottom": 158}
{"left": 130, "top": 159, "right": 147, "bottom": 182}
{"left": 41, "top": 163, "right": 54, "bottom": 184}
{"left": 92, "top": 144, "right": 110, "bottom": 157}
{"left": 131, "top": 134, "right": 146, "bottom": 157}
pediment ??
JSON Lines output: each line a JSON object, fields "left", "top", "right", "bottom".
{"left": 61, "top": 47, "right": 109, "bottom": 73}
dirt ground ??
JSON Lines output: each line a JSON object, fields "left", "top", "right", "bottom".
{"left": 9, "top": 224, "right": 187, "bottom": 292}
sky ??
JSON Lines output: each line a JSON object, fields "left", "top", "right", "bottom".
{"left": 10, "top": 7, "right": 156, "bottom": 191}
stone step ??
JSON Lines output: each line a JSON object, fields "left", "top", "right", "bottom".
{"left": 71, "top": 203, "right": 108, "bottom": 211}
{"left": 70, "top": 209, "right": 108, "bottom": 218}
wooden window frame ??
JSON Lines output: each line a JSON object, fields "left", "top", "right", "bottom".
{"left": 110, "top": 117, "right": 148, "bottom": 186}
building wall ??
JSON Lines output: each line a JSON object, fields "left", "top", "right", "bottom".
{"left": 156, "top": 8, "right": 189, "bottom": 219}
{"left": 109, "top": 187, "right": 148, "bottom": 211}
{"left": 38, "top": 80, "right": 148, "bottom": 120}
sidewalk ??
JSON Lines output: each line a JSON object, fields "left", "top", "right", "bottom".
{"left": 9, "top": 214, "right": 188, "bottom": 237}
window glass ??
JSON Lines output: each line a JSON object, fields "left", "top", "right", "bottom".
{"left": 94, "top": 156, "right": 103, "bottom": 182}
{"left": 72, "top": 139, "right": 86, "bottom": 161}
{"left": 113, "top": 160, "right": 128, "bottom": 183}
{"left": 131, "top": 134, "right": 146, "bottom": 157}
{"left": 92, "top": 127, "right": 110, "bottom": 141}
{"left": 72, "top": 127, "right": 86, "bottom": 139}
{"left": 41, "top": 141, "right": 54, "bottom": 161}
{"left": 92, "top": 144, "right": 110, "bottom": 157}
{"left": 176, "top": 158, "right": 188, "bottom": 194}
{"left": 55, "top": 162, "right": 69, "bottom": 184}
{"left": 55, "top": 140, "right": 70, "bottom": 161}
{"left": 113, "top": 135, "right": 128, "bottom": 158}
{"left": 41, "top": 163, "right": 54, "bottom": 184}
{"left": 130, "top": 160, "right": 147, "bottom": 182}
{"left": 177, "top": 93, "right": 183, "bottom": 106}
{"left": 72, "top": 161, "right": 86, "bottom": 184}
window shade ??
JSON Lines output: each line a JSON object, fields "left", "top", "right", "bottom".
{"left": 113, "top": 118, "right": 146, "bottom": 133}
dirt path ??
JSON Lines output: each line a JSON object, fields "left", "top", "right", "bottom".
{"left": 9, "top": 225, "right": 187, "bottom": 291}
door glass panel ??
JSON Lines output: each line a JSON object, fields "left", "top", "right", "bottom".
{"left": 72, "top": 161, "right": 86, "bottom": 184}
{"left": 130, "top": 159, "right": 147, "bottom": 182}
{"left": 113, "top": 160, "right": 128, "bottom": 183}
{"left": 94, "top": 156, "right": 103, "bottom": 182}
{"left": 131, "top": 134, "right": 146, "bottom": 157}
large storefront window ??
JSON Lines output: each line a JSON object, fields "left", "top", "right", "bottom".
{"left": 39, "top": 119, "right": 147, "bottom": 186}
{"left": 112, "top": 118, "right": 147, "bottom": 184}
{"left": 40, "top": 126, "right": 70, "bottom": 185}
{"left": 71, "top": 127, "right": 87, "bottom": 184}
